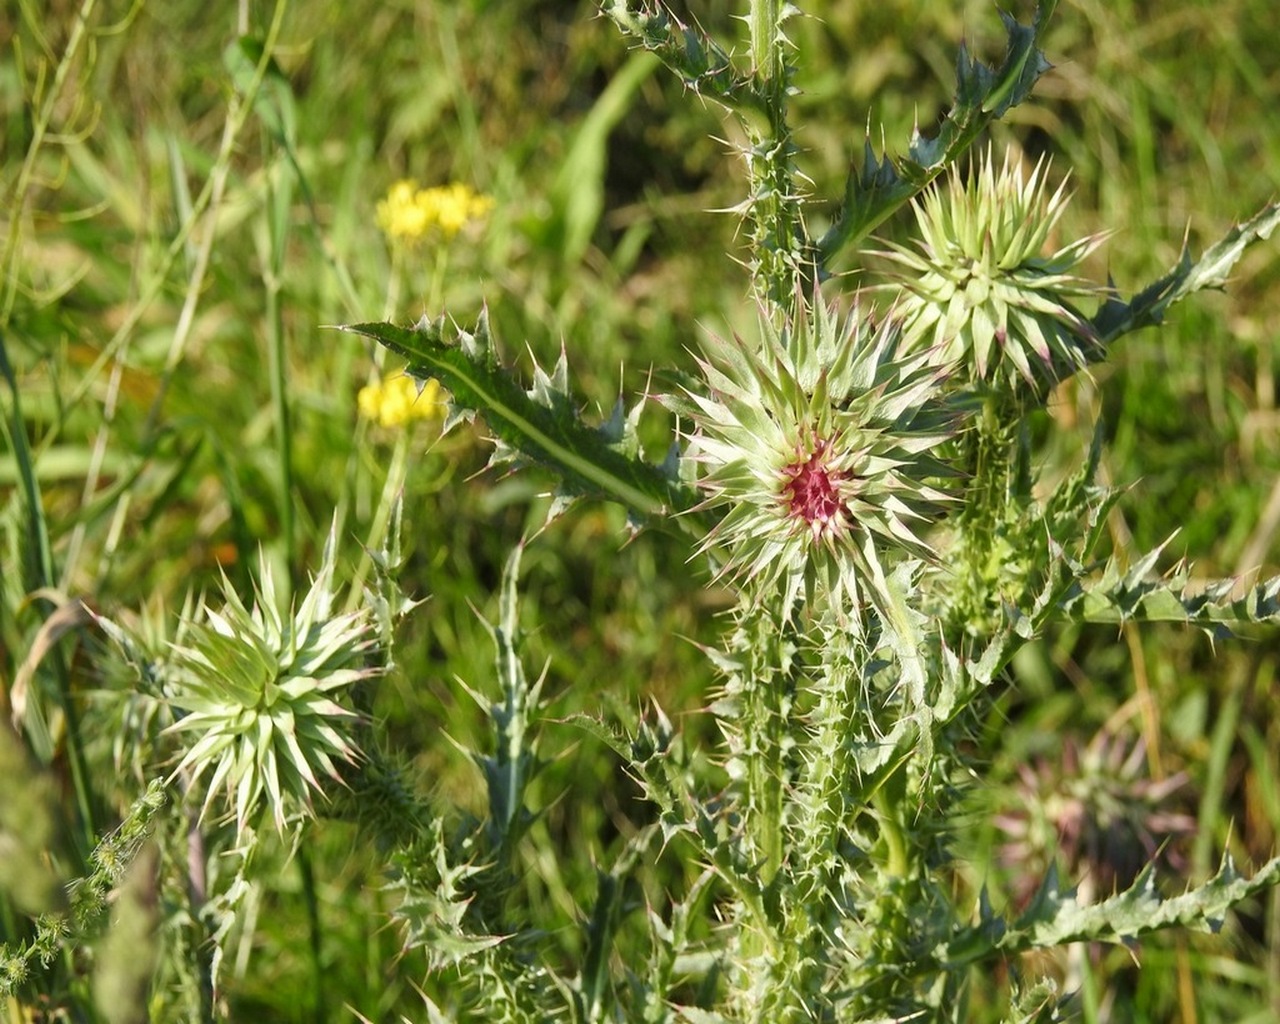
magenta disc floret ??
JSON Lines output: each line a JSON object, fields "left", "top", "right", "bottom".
{"left": 782, "top": 442, "right": 847, "bottom": 533}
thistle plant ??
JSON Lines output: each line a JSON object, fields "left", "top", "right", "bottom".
{"left": 341, "top": 1, "right": 1280, "bottom": 1019}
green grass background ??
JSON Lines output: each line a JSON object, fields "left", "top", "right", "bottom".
{"left": 3, "top": 0, "right": 1279, "bottom": 1020}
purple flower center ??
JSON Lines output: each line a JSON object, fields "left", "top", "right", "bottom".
{"left": 783, "top": 444, "right": 845, "bottom": 528}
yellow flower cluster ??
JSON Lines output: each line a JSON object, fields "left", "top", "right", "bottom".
{"left": 357, "top": 374, "right": 445, "bottom": 428}
{"left": 375, "top": 180, "right": 495, "bottom": 244}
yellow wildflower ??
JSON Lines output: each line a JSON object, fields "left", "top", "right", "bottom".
{"left": 357, "top": 374, "right": 445, "bottom": 428}
{"left": 376, "top": 180, "right": 431, "bottom": 241}
{"left": 426, "top": 182, "right": 496, "bottom": 237}
{"left": 375, "top": 180, "right": 494, "bottom": 244}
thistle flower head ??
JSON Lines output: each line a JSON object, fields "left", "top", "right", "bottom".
{"left": 164, "top": 534, "right": 378, "bottom": 837}
{"left": 682, "top": 293, "right": 955, "bottom": 624}
{"left": 885, "top": 147, "right": 1108, "bottom": 390}
{"left": 994, "top": 730, "right": 1195, "bottom": 904}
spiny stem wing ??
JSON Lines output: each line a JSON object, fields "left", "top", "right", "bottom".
{"left": 601, "top": 0, "right": 761, "bottom": 114}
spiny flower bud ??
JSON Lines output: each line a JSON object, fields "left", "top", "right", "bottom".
{"left": 884, "top": 147, "right": 1109, "bottom": 391}
{"left": 164, "top": 533, "right": 378, "bottom": 837}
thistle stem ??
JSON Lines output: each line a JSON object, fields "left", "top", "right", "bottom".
{"left": 745, "top": 669, "right": 785, "bottom": 887}
{"left": 949, "top": 394, "right": 1021, "bottom": 637}
{"left": 875, "top": 798, "right": 911, "bottom": 880}
{"left": 746, "top": 0, "right": 802, "bottom": 305}
{"left": 748, "top": 0, "right": 784, "bottom": 90}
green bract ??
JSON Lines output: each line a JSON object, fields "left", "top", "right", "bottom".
{"left": 885, "top": 147, "right": 1108, "bottom": 389}
{"left": 681, "top": 293, "right": 955, "bottom": 624}
{"left": 163, "top": 538, "right": 377, "bottom": 836}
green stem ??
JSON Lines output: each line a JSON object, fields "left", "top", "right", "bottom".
{"left": 873, "top": 791, "right": 911, "bottom": 880}
{"left": 746, "top": 672, "right": 785, "bottom": 888}
{"left": 748, "top": 0, "right": 782, "bottom": 87}
{"left": 426, "top": 243, "right": 450, "bottom": 316}
{"left": 299, "top": 848, "right": 324, "bottom": 1022}
{"left": 739, "top": 604, "right": 791, "bottom": 893}
{"left": 265, "top": 166, "right": 296, "bottom": 586}
{"left": 949, "top": 395, "right": 1020, "bottom": 638}
{"left": 965, "top": 397, "right": 1014, "bottom": 521}
{"left": 346, "top": 428, "right": 411, "bottom": 614}
{"left": 383, "top": 245, "right": 404, "bottom": 321}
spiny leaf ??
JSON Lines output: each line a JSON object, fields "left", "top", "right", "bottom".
{"left": 471, "top": 542, "right": 544, "bottom": 852}
{"left": 601, "top": 0, "right": 762, "bottom": 113}
{"left": 562, "top": 705, "right": 703, "bottom": 850}
{"left": 389, "top": 823, "right": 506, "bottom": 968}
{"left": 947, "top": 854, "right": 1280, "bottom": 965}
{"left": 1093, "top": 201, "right": 1280, "bottom": 346}
{"left": 934, "top": 630, "right": 1006, "bottom": 725}
{"left": 1007, "top": 854, "right": 1280, "bottom": 951}
{"left": 815, "top": 1, "right": 1058, "bottom": 266}
{"left": 1067, "top": 562, "right": 1280, "bottom": 638}
{"left": 339, "top": 314, "right": 705, "bottom": 535}
{"left": 850, "top": 717, "right": 918, "bottom": 796}
{"left": 563, "top": 707, "right": 765, "bottom": 928}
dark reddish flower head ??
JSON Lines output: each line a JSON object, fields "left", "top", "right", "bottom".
{"left": 783, "top": 443, "right": 846, "bottom": 531}
{"left": 685, "top": 292, "right": 954, "bottom": 619}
